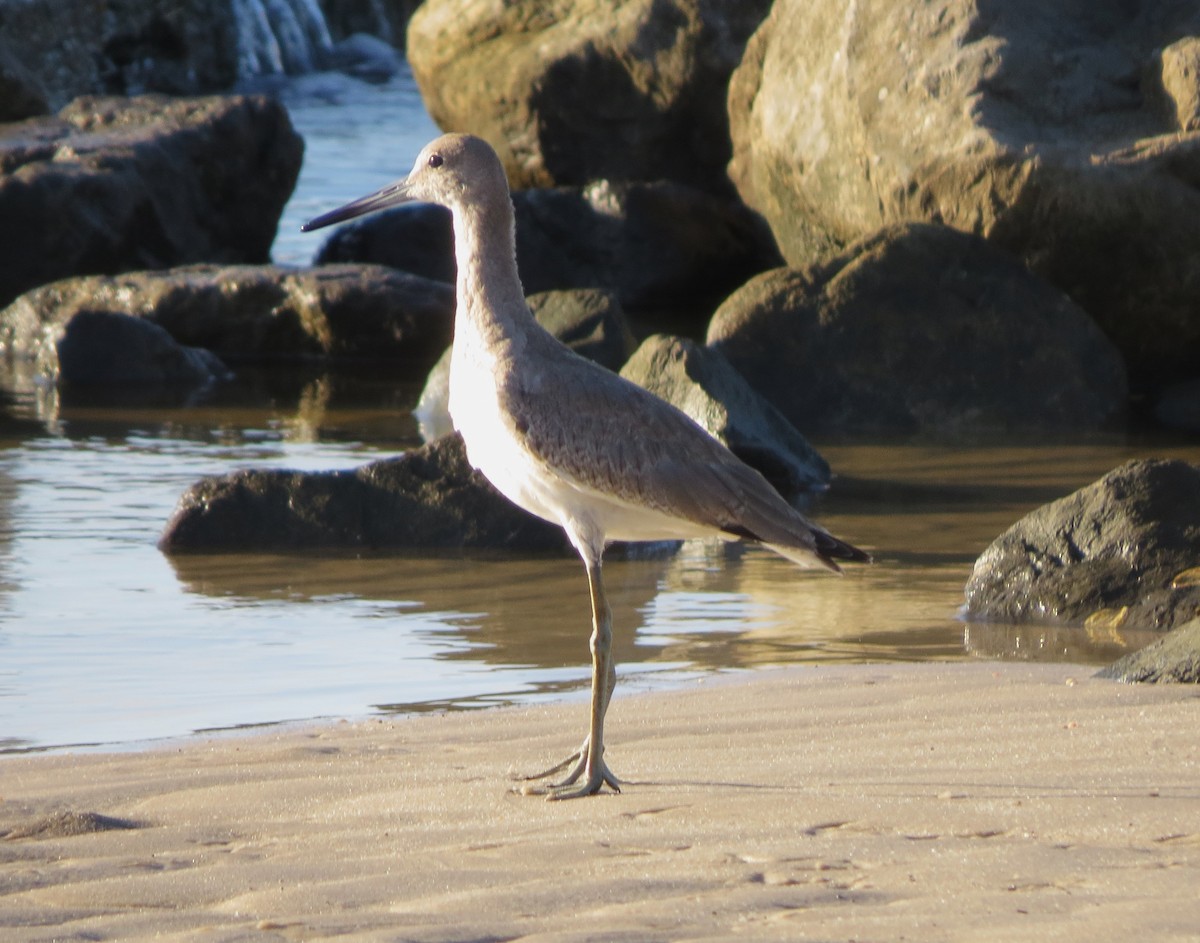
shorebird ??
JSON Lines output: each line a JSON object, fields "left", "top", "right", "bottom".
{"left": 303, "top": 133, "right": 869, "bottom": 799}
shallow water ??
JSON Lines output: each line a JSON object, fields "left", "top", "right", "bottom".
{"left": 2, "top": 361, "right": 1195, "bottom": 753}
{"left": 1, "top": 70, "right": 1196, "bottom": 755}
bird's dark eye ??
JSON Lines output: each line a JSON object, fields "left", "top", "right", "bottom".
{"left": 428, "top": 153, "right": 443, "bottom": 169}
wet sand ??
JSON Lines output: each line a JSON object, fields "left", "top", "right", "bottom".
{"left": 2, "top": 662, "right": 1197, "bottom": 941}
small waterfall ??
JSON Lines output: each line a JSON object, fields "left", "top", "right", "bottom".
{"left": 233, "top": 0, "right": 335, "bottom": 79}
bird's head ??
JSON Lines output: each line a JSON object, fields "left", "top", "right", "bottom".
{"left": 301, "top": 133, "right": 508, "bottom": 232}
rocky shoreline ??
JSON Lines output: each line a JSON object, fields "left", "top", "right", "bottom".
{"left": 0, "top": 0, "right": 1197, "bottom": 678}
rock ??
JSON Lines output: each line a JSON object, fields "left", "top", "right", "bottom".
{"left": 1153, "top": 378, "right": 1200, "bottom": 433}
{"left": 1096, "top": 617, "right": 1200, "bottom": 683}
{"left": 0, "top": 40, "right": 49, "bottom": 120}
{"left": 619, "top": 334, "right": 830, "bottom": 502}
{"left": 321, "top": 0, "right": 420, "bottom": 49}
{"left": 407, "top": 0, "right": 772, "bottom": 194}
{"left": 315, "top": 179, "right": 781, "bottom": 321}
{"left": 1150, "top": 36, "right": 1200, "bottom": 132}
{"left": 964, "top": 459, "right": 1200, "bottom": 631}
{"left": 0, "top": 264, "right": 452, "bottom": 366}
{"left": 159, "top": 433, "right": 569, "bottom": 554}
{"left": 328, "top": 33, "right": 403, "bottom": 82}
{"left": 727, "top": 0, "right": 1200, "bottom": 390}
{"left": 38, "top": 310, "right": 228, "bottom": 388}
{"left": 526, "top": 289, "right": 639, "bottom": 372}
{"left": 707, "top": 223, "right": 1127, "bottom": 436}
{"left": 414, "top": 288, "right": 636, "bottom": 441}
{"left": 0, "top": 94, "right": 303, "bottom": 309}
{"left": 314, "top": 202, "right": 457, "bottom": 283}
{"left": 0, "top": 0, "right": 239, "bottom": 108}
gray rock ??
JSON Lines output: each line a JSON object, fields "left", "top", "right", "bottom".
{"left": 964, "top": 459, "right": 1200, "bottom": 631}
{"left": 159, "top": 433, "right": 569, "bottom": 554}
{"left": 1152, "top": 378, "right": 1200, "bottom": 434}
{"left": 0, "top": 94, "right": 303, "bottom": 308}
{"left": 407, "top": 0, "right": 772, "bottom": 194}
{"left": 619, "top": 334, "right": 830, "bottom": 502}
{"left": 728, "top": 0, "right": 1200, "bottom": 390}
{"left": 414, "top": 288, "right": 636, "bottom": 441}
{"left": 707, "top": 223, "right": 1127, "bottom": 436}
{"left": 315, "top": 179, "right": 782, "bottom": 322}
{"left": 1096, "top": 618, "right": 1200, "bottom": 683}
{"left": 0, "top": 39, "right": 49, "bottom": 120}
{"left": 328, "top": 33, "right": 403, "bottom": 83}
{"left": 0, "top": 264, "right": 453, "bottom": 366}
{"left": 39, "top": 310, "right": 228, "bottom": 388}
{"left": 0, "top": 0, "right": 239, "bottom": 107}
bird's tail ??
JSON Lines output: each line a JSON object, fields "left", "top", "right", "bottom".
{"left": 765, "top": 529, "right": 871, "bottom": 574}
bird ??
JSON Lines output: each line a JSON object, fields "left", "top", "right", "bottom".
{"left": 303, "top": 133, "right": 869, "bottom": 799}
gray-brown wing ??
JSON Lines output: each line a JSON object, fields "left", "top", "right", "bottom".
{"left": 501, "top": 349, "right": 861, "bottom": 565}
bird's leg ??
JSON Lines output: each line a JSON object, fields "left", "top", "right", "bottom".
{"left": 545, "top": 558, "right": 621, "bottom": 800}
{"left": 521, "top": 657, "right": 615, "bottom": 783}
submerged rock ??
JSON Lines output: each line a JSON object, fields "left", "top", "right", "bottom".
{"left": 707, "top": 223, "right": 1127, "bottom": 436}
{"left": 159, "top": 433, "right": 569, "bottom": 554}
{"left": 964, "top": 459, "right": 1200, "bottom": 632}
{"left": 619, "top": 334, "right": 830, "bottom": 502}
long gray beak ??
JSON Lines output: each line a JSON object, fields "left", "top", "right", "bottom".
{"left": 301, "top": 179, "right": 414, "bottom": 232}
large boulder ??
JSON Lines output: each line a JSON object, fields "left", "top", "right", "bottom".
{"left": 0, "top": 264, "right": 452, "bottom": 366}
{"left": 706, "top": 223, "right": 1127, "bottom": 436}
{"left": 0, "top": 94, "right": 303, "bottom": 308}
{"left": 0, "top": 0, "right": 239, "bottom": 107}
{"left": 315, "top": 179, "right": 781, "bottom": 322}
{"left": 159, "top": 433, "right": 569, "bottom": 554}
{"left": 619, "top": 334, "right": 830, "bottom": 502}
{"left": 728, "top": 0, "right": 1200, "bottom": 388}
{"left": 407, "top": 0, "right": 772, "bottom": 194}
{"left": 964, "top": 459, "right": 1200, "bottom": 632}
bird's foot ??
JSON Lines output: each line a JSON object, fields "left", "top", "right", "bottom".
{"left": 517, "top": 739, "right": 621, "bottom": 799}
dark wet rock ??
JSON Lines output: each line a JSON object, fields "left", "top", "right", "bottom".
{"left": 1152, "top": 378, "right": 1200, "bottom": 434}
{"left": 1096, "top": 618, "right": 1200, "bottom": 684}
{"left": 38, "top": 310, "right": 228, "bottom": 388}
{"left": 526, "top": 289, "right": 638, "bottom": 373}
{"left": 322, "top": 0, "right": 421, "bottom": 49}
{"left": 964, "top": 459, "right": 1200, "bottom": 631}
{"left": 0, "top": 40, "right": 49, "bottom": 120}
{"left": 327, "top": 33, "right": 403, "bottom": 82}
{"left": 619, "top": 334, "right": 830, "bottom": 502}
{"left": 314, "top": 202, "right": 457, "bottom": 283}
{"left": 159, "top": 433, "right": 569, "bottom": 554}
{"left": 4, "top": 810, "right": 142, "bottom": 841}
{"left": 728, "top": 0, "right": 1200, "bottom": 391}
{"left": 315, "top": 179, "right": 782, "bottom": 322}
{"left": 407, "top": 0, "right": 772, "bottom": 194}
{"left": 0, "top": 0, "right": 239, "bottom": 108}
{"left": 0, "top": 264, "right": 453, "bottom": 366}
{"left": 0, "top": 94, "right": 303, "bottom": 308}
{"left": 414, "top": 288, "right": 637, "bottom": 441}
{"left": 706, "top": 223, "right": 1127, "bottom": 437}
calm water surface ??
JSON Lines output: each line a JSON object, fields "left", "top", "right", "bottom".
{"left": 1, "top": 71, "right": 1196, "bottom": 754}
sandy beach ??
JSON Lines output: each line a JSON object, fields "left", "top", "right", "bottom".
{"left": 2, "top": 661, "right": 1197, "bottom": 942}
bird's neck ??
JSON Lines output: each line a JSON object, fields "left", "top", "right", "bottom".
{"left": 452, "top": 192, "right": 531, "bottom": 353}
